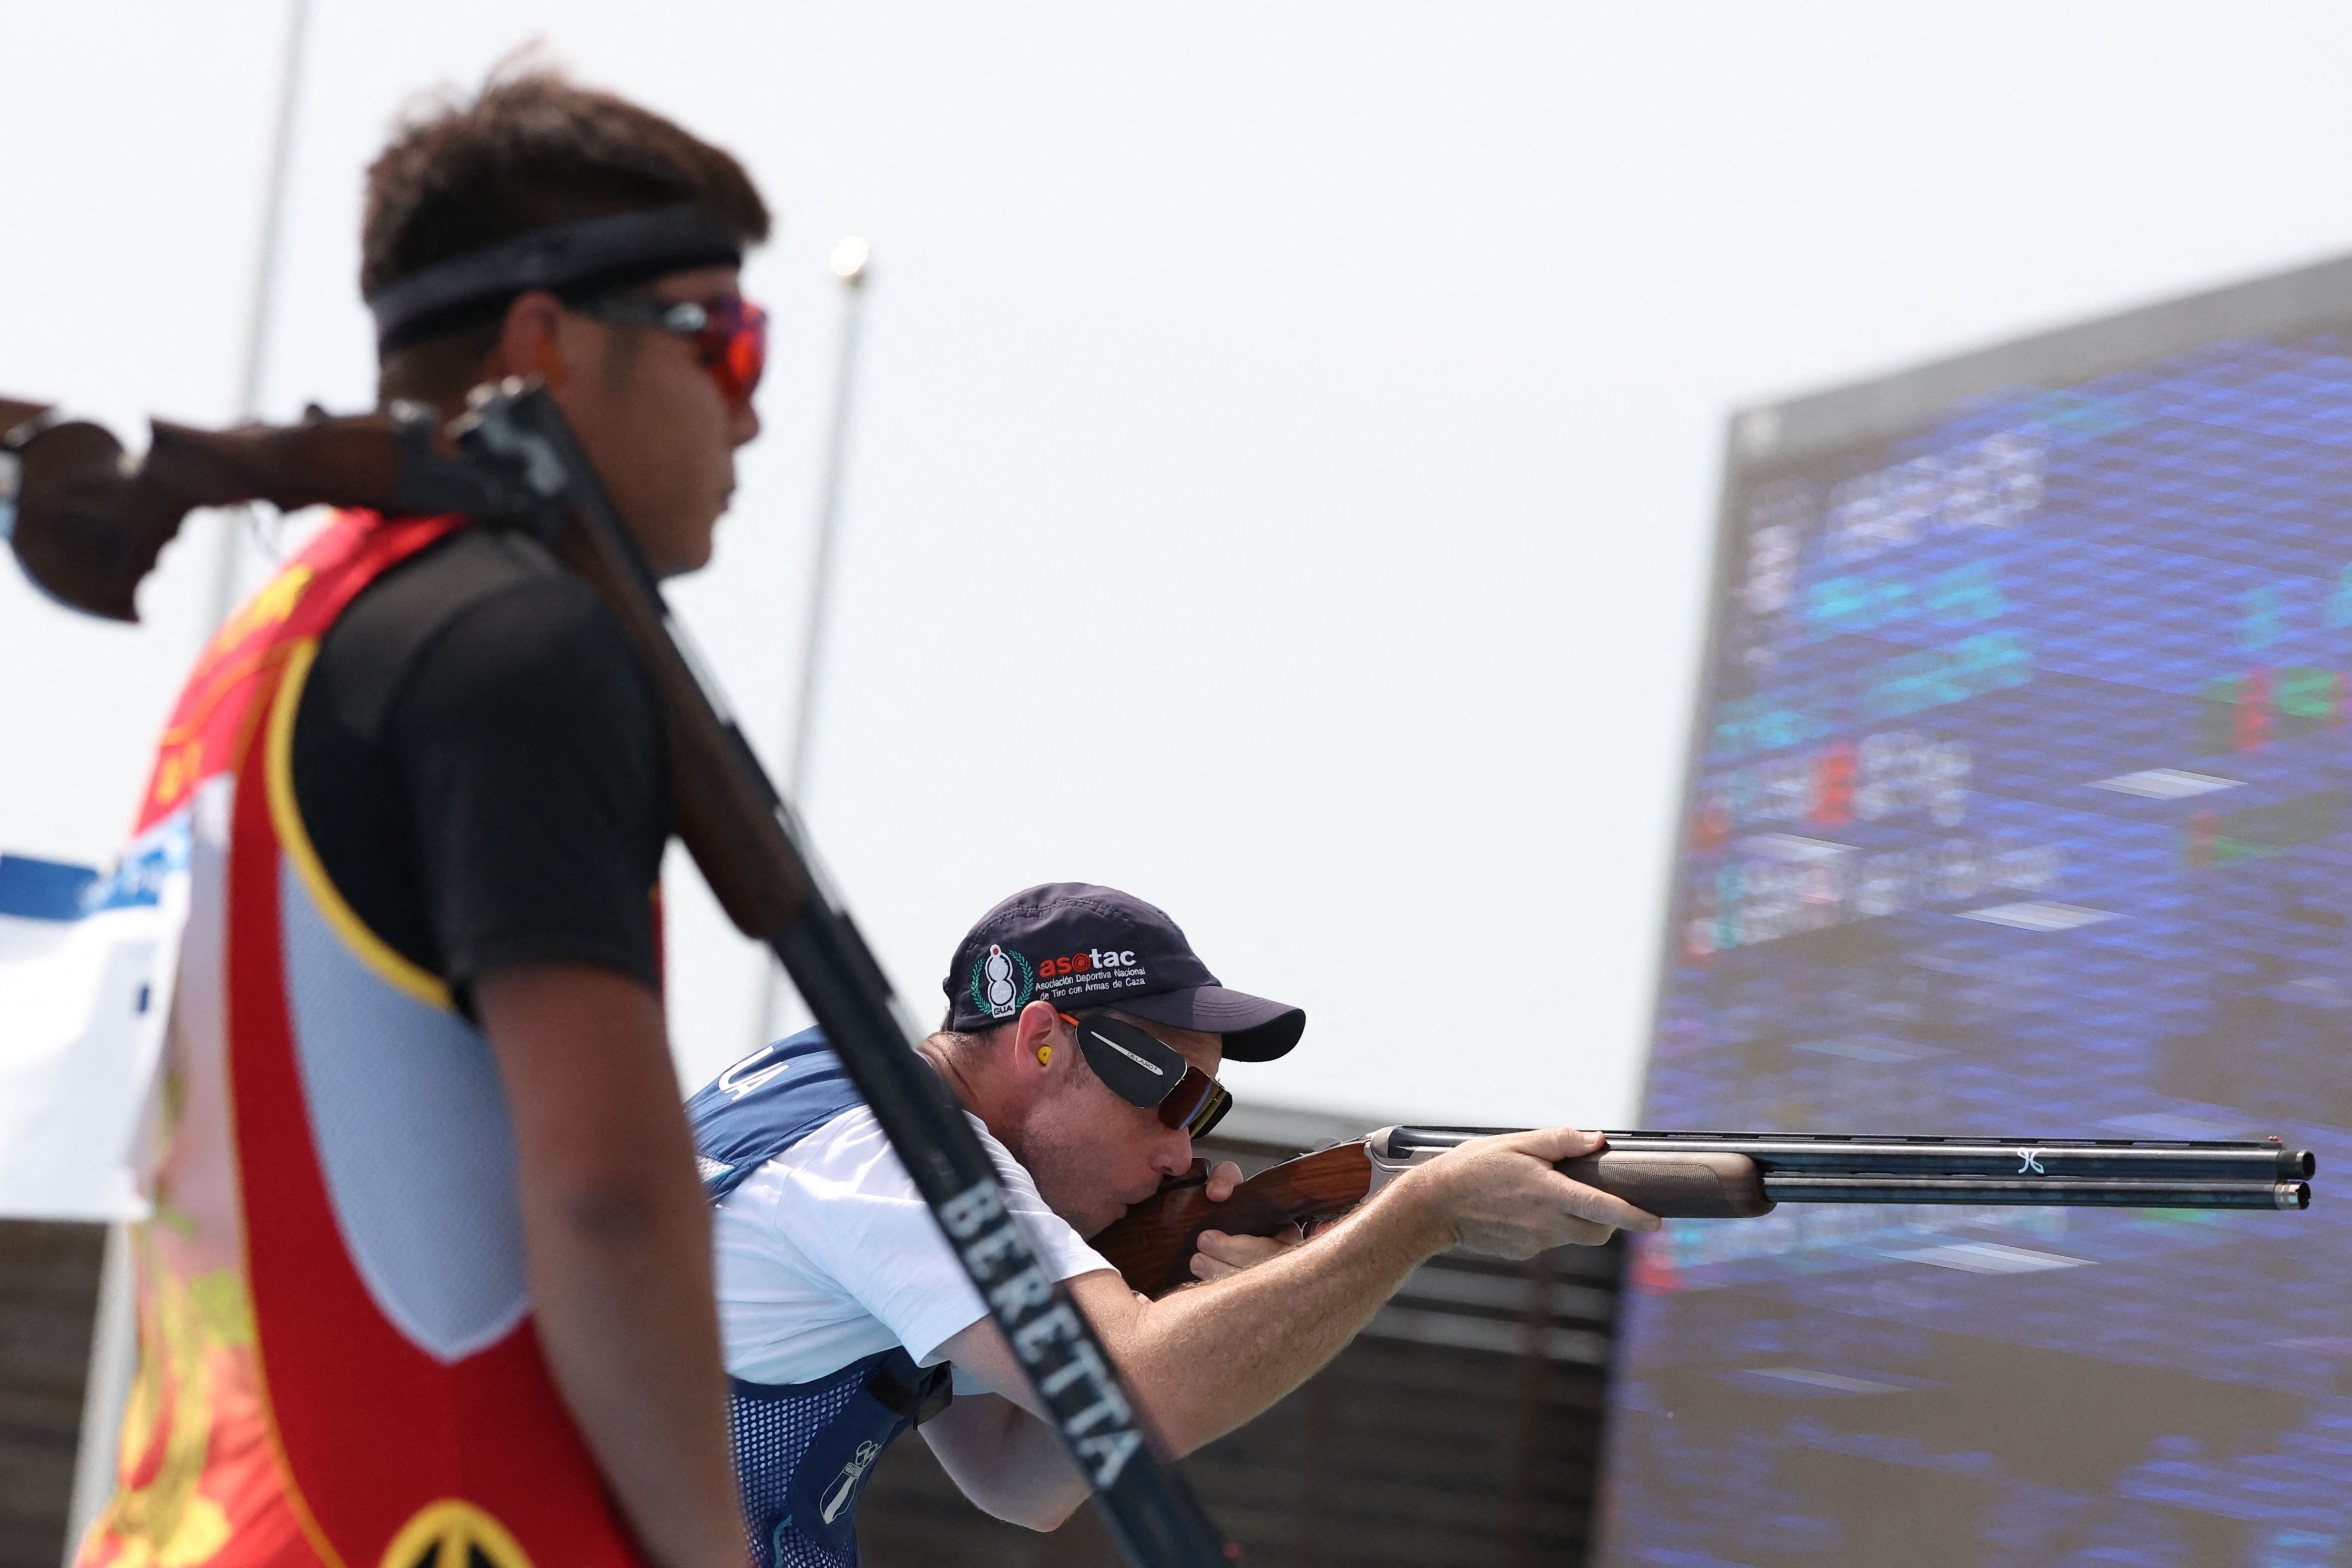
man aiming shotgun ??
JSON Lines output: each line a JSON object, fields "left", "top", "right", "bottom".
{"left": 691, "top": 882, "right": 1658, "bottom": 1563}
{"left": 687, "top": 878, "right": 2316, "bottom": 1559}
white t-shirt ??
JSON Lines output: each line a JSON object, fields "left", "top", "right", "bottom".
{"left": 712, "top": 1104, "right": 1113, "bottom": 1387}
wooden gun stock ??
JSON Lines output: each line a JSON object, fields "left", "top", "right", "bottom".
{"left": 1, "top": 391, "right": 812, "bottom": 939}
{"left": 1, "top": 401, "right": 447, "bottom": 620}
{"left": 1094, "top": 1145, "right": 1380, "bottom": 1299}
{"left": 1092, "top": 1141, "right": 1769, "bottom": 1298}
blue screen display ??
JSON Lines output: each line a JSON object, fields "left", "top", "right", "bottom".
{"left": 1603, "top": 331, "right": 2352, "bottom": 1567}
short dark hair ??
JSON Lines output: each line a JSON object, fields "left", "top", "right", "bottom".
{"left": 362, "top": 64, "right": 770, "bottom": 404}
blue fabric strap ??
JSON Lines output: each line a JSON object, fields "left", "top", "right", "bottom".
{"left": 687, "top": 1027, "right": 864, "bottom": 1203}
{"left": 689, "top": 1029, "right": 955, "bottom": 1567}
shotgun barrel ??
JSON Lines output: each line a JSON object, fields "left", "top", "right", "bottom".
{"left": 1372, "top": 1127, "right": 2314, "bottom": 1211}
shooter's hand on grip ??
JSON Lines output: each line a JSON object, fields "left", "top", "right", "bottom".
{"left": 1185, "top": 1159, "right": 1315, "bottom": 1284}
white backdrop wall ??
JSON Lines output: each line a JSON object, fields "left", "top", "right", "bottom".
{"left": 13, "top": 4, "right": 2352, "bottom": 1126}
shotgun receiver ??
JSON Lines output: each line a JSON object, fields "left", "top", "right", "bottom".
{"left": 1093, "top": 1126, "right": 2316, "bottom": 1298}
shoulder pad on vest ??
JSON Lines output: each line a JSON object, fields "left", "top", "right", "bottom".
{"left": 686, "top": 1027, "right": 862, "bottom": 1203}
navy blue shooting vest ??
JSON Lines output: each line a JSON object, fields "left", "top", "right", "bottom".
{"left": 689, "top": 1028, "right": 954, "bottom": 1568}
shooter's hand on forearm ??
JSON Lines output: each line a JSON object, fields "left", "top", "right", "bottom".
{"left": 478, "top": 963, "right": 748, "bottom": 1568}
{"left": 1401, "top": 1126, "right": 1660, "bottom": 1257}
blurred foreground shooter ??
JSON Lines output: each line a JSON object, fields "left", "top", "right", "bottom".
{"left": 78, "top": 72, "right": 768, "bottom": 1568}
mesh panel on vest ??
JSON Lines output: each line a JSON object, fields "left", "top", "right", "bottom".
{"left": 730, "top": 1367, "right": 871, "bottom": 1568}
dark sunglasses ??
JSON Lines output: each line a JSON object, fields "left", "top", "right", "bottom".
{"left": 1058, "top": 1011, "right": 1233, "bottom": 1139}
{"left": 574, "top": 292, "right": 768, "bottom": 406}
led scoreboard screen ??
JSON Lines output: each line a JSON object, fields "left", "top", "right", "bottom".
{"left": 1604, "top": 263, "right": 2352, "bottom": 1568}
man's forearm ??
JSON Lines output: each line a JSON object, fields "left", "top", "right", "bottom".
{"left": 480, "top": 963, "right": 745, "bottom": 1568}
{"left": 522, "top": 1166, "right": 745, "bottom": 1565}
{"left": 1081, "top": 1172, "right": 1453, "bottom": 1454}
{"left": 948, "top": 1128, "right": 1645, "bottom": 1468}
{"left": 1082, "top": 1128, "right": 1648, "bottom": 1454}
{"left": 920, "top": 1393, "right": 1087, "bottom": 1530}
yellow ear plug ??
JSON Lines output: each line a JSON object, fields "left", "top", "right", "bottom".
{"left": 1036, "top": 1046, "right": 1052, "bottom": 1066}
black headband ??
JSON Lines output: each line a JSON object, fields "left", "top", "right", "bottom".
{"left": 365, "top": 203, "right": 744, "bottom": 351}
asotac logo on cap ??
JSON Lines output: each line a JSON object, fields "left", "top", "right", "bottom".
{"left": 1033, "top": 946, "right": 1148, "bottom": 1002}
{"left": 971, "top": 943, "right": 1035, "bottom": 1020}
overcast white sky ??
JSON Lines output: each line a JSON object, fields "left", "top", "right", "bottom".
{"left": 12, "top": 3, "right": 2352, "bottom": 1126}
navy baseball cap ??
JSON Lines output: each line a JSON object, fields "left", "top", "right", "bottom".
{"left": 941, "top": 882, "right": 1306, "bottom": 1062}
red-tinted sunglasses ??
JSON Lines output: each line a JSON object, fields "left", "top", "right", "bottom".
{"left": 1057, "top": 1011, "right": 1233, "bottom": 1138}
{"left": 577, "top": 291, "right": 768, "bottom": 406}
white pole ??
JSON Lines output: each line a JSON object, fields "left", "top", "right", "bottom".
{"left": 754, "top": 237, "right": 871, "bottom": 1047}
{"left": 60, "top": 1225, "right": 134, "bottom": 1566}
{"left": 205, "top": 0, "right": 312, "bottom": 633}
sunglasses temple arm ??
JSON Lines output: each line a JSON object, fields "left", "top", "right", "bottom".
{"left": 1187, "top": 1083, "right": 1235, "bottom": 1138}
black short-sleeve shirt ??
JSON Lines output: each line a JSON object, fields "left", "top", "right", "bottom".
{"left": 289, "top": 526, "right": 670, "bottom": 1007}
